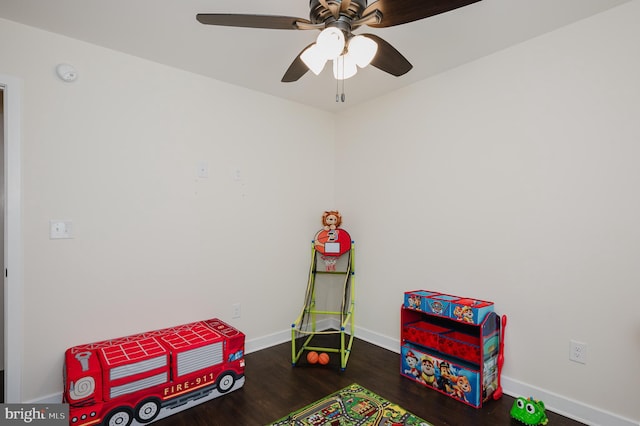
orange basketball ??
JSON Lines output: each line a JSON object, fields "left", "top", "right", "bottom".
{"left": 306, "top": 351, "right": 318, "bottom": 364}
{"left": 318, "top": 352, "right": 330, "bottom": 365}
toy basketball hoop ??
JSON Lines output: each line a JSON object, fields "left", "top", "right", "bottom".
{"left": 321, "top": 255, "right": 338, "bottom": 271}
{"left": 292, "top": 211, "right": 356, "bottom": 371}
{"left": 314, "top": 228, "right": 351, "bottom": 271}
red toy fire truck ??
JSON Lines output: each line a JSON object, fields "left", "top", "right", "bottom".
{"left": 63, "top": 318, "right": 245, "bottom": 426}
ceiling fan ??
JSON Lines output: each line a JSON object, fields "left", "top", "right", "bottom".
{"left": 197, "top": 0, "right": 482, "bottom": 83}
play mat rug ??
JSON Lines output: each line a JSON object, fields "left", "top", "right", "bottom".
{"left": 267, "top": 383, "right": 432, "bottom": 426}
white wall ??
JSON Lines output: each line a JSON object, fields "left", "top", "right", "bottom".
{"left": 0, "top": 18, "right": 335, "bottom": 402}
{"left": 335, "top": 2, "right": 640, "bottom": 424}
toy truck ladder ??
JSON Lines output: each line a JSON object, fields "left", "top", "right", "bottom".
{"left": 291, "top": 239, "right": 355, "bottom": 371}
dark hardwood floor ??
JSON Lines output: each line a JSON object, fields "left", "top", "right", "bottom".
{"left": 154, "top": 337, "right": 586, "bottom": 426}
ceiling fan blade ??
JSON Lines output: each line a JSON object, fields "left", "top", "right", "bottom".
{"left": 362, "top": 34, "right": 412, "bottom": 76}
{"left": 340, "top": 0, "right": 352, "bottom": 13}
{"left": 196, "top": 14, "right": 311, "bottom": 30}
{"left": 281, "top": 44, "right": 314, "bottom": 82}
{"left": 319, "top": 0, "right": 340, "bottom": 19}
{"left": 362, "top": 0, "right": 482, "bottom": 28}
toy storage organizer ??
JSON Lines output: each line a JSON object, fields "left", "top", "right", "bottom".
{"left": 401, "top": 290, "right": 501, "bottom": 408}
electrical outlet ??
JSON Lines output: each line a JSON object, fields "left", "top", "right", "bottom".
{"left": 569, "top": 340, "right": 587, "bottom": 364}
{"left": 232, "top": 303, "right": 241, "bottom": 319}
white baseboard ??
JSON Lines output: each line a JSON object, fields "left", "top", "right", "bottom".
{"left": 29, "top": 325, "right": 639, "bottom": 426}
{"left": 245, "top": 318, "right": 337, "bottom": 354}
{"left": 501, "top": 376, "right": 638, "bottom": 426}
{"left": 354, "top": 325, "right": 400, "bottom": 353}
{"left": 245, "top": 327, "right": 291, "bottom": 354}
{"left": 27, "top": 392, "right": 61, "bottom": 404}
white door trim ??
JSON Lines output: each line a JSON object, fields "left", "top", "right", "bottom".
{"left": 1, "top": 73, "right": 23, "bottom": 403}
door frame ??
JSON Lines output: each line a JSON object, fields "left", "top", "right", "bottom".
{"left": 1, "top": 74, "right": 23, "bottom": 403}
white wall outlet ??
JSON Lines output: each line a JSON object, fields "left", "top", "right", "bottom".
{"left": 232, "top": 303, "right": 241, "bottom": 319}
{"left": 569, "top": 340, "right": 587, "bottom": 364}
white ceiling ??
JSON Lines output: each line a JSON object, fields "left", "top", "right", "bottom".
{"left": 0, "top": 0, "right": 631, "bottom": 112}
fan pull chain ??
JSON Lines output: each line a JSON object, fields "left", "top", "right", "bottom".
{"left": 335, "top": 58, "right": 346, "bottom": 103}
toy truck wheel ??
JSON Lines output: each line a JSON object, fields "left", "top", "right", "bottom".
{"left": 216, "top": 372, "right": 235, "bottom": 393}
{"left": 135, "top": 398, "right": 161, "bottom": 423}
{"left": 104, "top": 407, "right": 133, "bottom": 426}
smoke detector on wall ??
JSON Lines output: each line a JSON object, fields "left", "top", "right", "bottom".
{"left": 56, "top": 63, "right": 78, "bottom": 82}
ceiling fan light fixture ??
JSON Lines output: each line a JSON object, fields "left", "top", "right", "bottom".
{"left": 198, "top": 1, "right": 484, "bottom": 85}
{"left": 333, "top": 54, "right": 358, "bottom": 80}
{"left": 315, "top": 27, "right": 346, "bottom": 60}
{"left": 348, "top": 35, "right": 378, "bottom": 68}
{"left": 300, "top": 44, "right": 327, "bottom": 75}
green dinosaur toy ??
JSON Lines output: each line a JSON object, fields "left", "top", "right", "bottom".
{"left": 510, "top": 396, "right": 548, "bottom": 425}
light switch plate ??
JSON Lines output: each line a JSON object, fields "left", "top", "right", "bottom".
{"left": 197, "top": 162, "right": 209, "bottom": 178}
{"left": 50, "top": 220, "right": 73, "bottom": 239}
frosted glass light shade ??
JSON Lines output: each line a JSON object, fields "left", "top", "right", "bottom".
{"left": 348, "top": 35, "right": 378, "bottom": 68}
{"left": 333, "top": 54, "right": 358, "bottom": 80}
{"left": 316, "top": 27, "right": 346, "bottom": 60}
{"left": 301, "top": 44, "right": 327, "bottom": 75}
